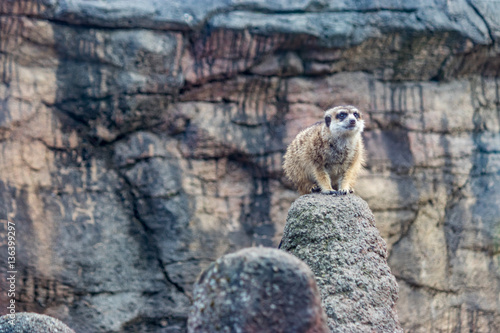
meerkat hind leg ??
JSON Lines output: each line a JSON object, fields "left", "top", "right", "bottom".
{"left": 311, "top": 185, "right": 322, "bottom": 193}
{"left": 338, "top": 177, "right": 354, "bottom": 195}
{"left": 314, "top": 168, "right": 338, "bottom": 195}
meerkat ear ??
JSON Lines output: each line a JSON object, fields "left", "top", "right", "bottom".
{"left": 325, "top": 115, "right": 332, "bottom": 127}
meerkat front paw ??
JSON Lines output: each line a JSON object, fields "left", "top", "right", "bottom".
{"left": 321, "top": 190, "right": 338, "bottom": 195}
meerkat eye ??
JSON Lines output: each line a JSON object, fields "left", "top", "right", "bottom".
{"left": 353, "top": 112, "right": 360, "bottom": 119}
{"left": 336, "top": 112, "right": 347, "bottom": 120}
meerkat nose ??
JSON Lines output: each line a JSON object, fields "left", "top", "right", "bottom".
{"left": 349, "top": 119, "right": 356, "bottom": 125}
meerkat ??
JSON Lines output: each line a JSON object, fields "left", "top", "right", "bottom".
{"left": 283, "top": 105, "right": 365, "bottom": 195}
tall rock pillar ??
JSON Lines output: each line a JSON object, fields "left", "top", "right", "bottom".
{"left": 280, "top": 194, "right": 403, "bottom": 332}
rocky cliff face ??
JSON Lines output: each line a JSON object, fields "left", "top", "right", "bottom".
{"left": 0, "top": 0, "right": 499, "bottom": 332}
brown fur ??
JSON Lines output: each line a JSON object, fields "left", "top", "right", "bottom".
{"left": 283, "top": 105, "right": 365, "bottom": 195}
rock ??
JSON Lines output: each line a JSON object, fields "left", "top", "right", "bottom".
{"left": 280, "top": 194, "right": 403, "bottom": 333}
{"left": 188, "top": 247, "right": 329, "bottom": 333}
{"left": 0, "top": 312, "right": 75, "bottom": 333}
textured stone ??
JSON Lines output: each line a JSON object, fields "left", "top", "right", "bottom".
{"left": 188, "top": 247, "right": 329, "bottom": 333}
{"left": 280, "top": 194, "right": 403, "bottom": 332}
{"left": 0, "top": 312, "right": 75, "bottom": 333}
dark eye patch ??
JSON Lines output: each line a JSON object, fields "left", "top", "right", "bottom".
{"left": 336, "top": 112, "right": 347, "bottom": 120}
{"left": 353, "top": 112, "right": 360, "bottom": 119}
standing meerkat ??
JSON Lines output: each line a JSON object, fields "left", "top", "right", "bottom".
{"left": 283, "top": 105, "right": 365, "bottom": 195}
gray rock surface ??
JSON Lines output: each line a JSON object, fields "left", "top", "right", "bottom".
{"left": 1, "top": 0, "right": 500, "bottom": 332}
{"left": 0, "top": 312, "right": 75, "bottom": 333}
{"left": 188, "top": 247, "right": 329, "bottom": 333}
{"left": 280, "top": 194, "right": 403, "bottom": 332}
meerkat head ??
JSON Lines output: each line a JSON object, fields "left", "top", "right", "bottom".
{"left": 324, "top": 105, "right": 365, "bottom": 135}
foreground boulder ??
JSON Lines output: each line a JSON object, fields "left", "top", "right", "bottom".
{"left": 280, "top": 193, "right": 403, "bottom": 332}
{"left": 188, "top": 247, "right": 329, "bottom": 333}
{"left": 0, "top": 312, "right": 75, "bottom": 333}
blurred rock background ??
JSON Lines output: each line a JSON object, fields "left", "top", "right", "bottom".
{"left": 0, "top": 0, "right": 498, "bottom": 332}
